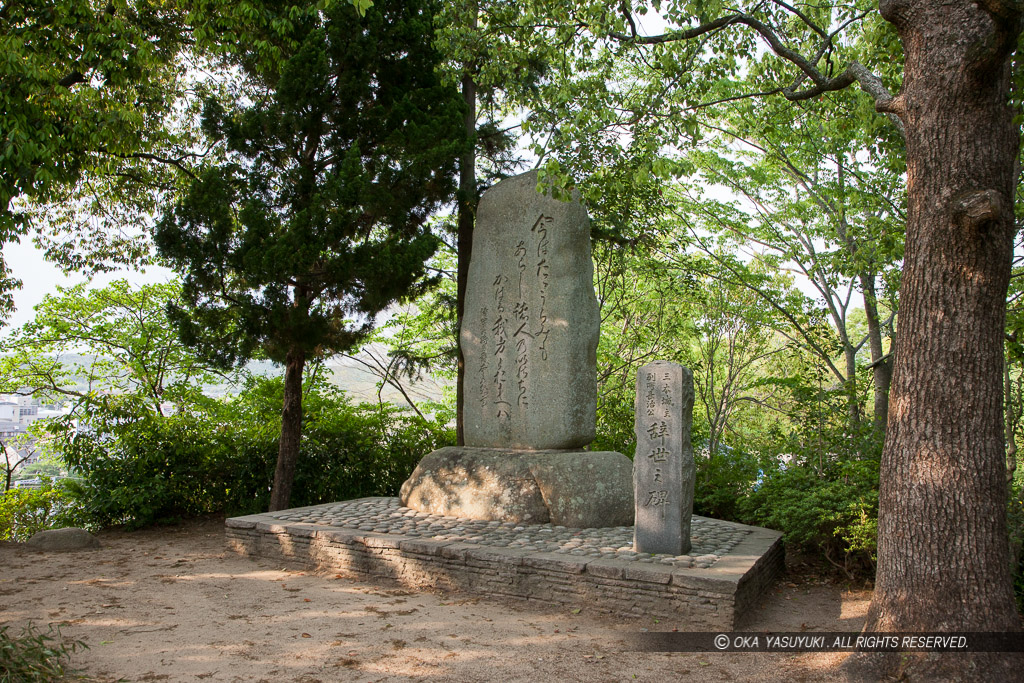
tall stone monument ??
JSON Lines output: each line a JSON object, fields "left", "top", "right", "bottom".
{"left": 461, "top": 173, "right": 598, "bottom": 449}
{"left": 400, "top": 170, "right": 633, "bottom": 528}
{"left": 633, "top": 361, "right": 695, "bottom": 555}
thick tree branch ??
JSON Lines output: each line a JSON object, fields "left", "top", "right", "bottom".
{"left": 620, "top": 1, "right": 638, "bottom": 38}
{"left": 607, "top": 14, "right": 743, "bottom": 44}
{"left": 58, "top": 71, "right": 86, "bottom": 88}
{"left": 780, "top": 62, "right": 906, "bottom": 139}
{"left": 609, "top": 11, "right": 906, "bottom": 139}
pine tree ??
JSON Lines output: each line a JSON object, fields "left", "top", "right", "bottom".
{"left": 156, "top": 0, "right": 466, "bottom": 510}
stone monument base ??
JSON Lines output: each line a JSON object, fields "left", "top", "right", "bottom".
{"left": 399, "top": 446, "right": 634, "bottom": 528}
{"left": 226, "top": 498, "right": 785, "bottom": 630}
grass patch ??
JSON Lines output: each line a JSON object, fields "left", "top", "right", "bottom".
{"left": 0, "top": 622, "right": 86, "bottom": 682}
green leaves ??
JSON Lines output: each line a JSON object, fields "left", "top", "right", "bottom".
{"left": 0, "top": 482, "right": 88, "bottom": 542}
{"left": 0, "top": 622, "right": 87, "bottom": 682}
{"left": 350, "top": 0, "right": 374, "bottom": 16}
{"left": 0, "top": 279, "right": 228, "bottom": 415}
{"left": 157, "top": 0, "right": 465, "bottom": 369}
{"left": 1, "top": 0, "right": 188, "bottom": 224}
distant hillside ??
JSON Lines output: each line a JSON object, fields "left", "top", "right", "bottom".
{"left": 323, "top": 356, "right": 450, "bottom": 407}
{"left": 13, "top": 352, "right": 451, "bottom": 409}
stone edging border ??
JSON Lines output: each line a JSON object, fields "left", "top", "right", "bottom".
{"left": 226, "top": 500, "right": 784, "bottom": 629}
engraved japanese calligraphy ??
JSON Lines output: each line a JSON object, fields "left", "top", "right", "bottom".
{"left": 633, "top": 361, "right": 696, "bottom": 555}
{"left": 401, "top": 171, "right": 633, "bottom": 528}
{"left": 460, "top": 171, "right": 599, "bottom": 449}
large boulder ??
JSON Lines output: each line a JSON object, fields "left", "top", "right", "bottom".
{"left": 26, "top": 527, "right": 101, "bottom": 552}
{"left": 400, "top": 447, "right": 633, "bottom": 527}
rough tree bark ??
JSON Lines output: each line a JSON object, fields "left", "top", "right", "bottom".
{"left": 269, "top": 345, "right": 306, "bottom": 512}
{"left": 850, "top": 0, "right": 1024, "bottom": 677}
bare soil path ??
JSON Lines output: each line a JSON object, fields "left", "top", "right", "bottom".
{"left": 1, "top": 517, "right": 870, "bottom": 682}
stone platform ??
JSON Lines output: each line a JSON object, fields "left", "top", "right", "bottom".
{"left": 225, "top": 497, "right": 784, "bottom": 629}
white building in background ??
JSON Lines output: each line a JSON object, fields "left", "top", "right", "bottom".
{"left": 0, "top": 395, "right": 78, "bottom": 488}
{"left": 0, "top": 395, "right": 65, "bottom": 426}
{"left": 0, "top": 419, "right": 24, "bottom": 438}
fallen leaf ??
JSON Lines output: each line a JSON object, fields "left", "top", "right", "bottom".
{"left": 301, "top": 633, "right": 312, "bottom": 638}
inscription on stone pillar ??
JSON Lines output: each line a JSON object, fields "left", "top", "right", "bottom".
{"left": 634, "top": 361, "right": 695, "bottom": 555}
{"left": 461, "top": 170, "right": 598, "bottom": 450}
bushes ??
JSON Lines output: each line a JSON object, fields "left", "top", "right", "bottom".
{"left": 692, "top": 444, "right": 761, "bottom": 521}
{"left": 1009, "top": 475, "right": 1024, "bottom": 614}
{"left": 52, "top": 398, "right": 234, "bottom": 528}
{"left": 43, "top": 376, "right": 454, "bottom": 528}
{"left": 741, "top": 458, "right": 879, "bottom": 578}
{"left": 738, "top": 413, "right": 882, "bottom": 579}
{"left": 213, "top": 376, "right": 455, "bottom": 514}
{"left": 0, "top": 481, "right": 88, "bottom": 542}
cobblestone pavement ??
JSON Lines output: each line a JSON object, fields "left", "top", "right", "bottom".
{"left": 268, "top": 497, "right": 752, "bottom": 570}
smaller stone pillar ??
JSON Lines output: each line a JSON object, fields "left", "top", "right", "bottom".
{"left": 633, "top": 361, "right": 695, "bottom": 555}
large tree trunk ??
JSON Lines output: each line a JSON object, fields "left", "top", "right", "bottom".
{"left": 269, "top": 345, "right": 306, "bottom": 512}
{"left": 852, "top": 0, "right": 1023, "bottom": 677}
{"left": 455, "top": 22, "right": 478, "bottom": 447}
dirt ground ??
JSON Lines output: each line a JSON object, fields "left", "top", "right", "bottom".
{"left": 1, "top": 517, "right": 871, "bottom": 682}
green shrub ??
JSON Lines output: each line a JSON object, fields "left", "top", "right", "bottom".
{"left": 1008, "top": 475, "right": 1024, "bottom": 615}
{"left": 0, "top": 481, "right": 89, "bottom": 542}
{"left": 692, "top": 444, "right": 761, "bottom": 520}
{"left": 213, "top": 376, "right": 455, "bottom": 514}
{"left": 741, "top": 455, "right": 879, "bottom": 578}
{"left": 0, "top": 622, "right": 85, "bottom": 682}
{"left": 52, "top": 400, "right": 233, "bottom": 529}
{"left": 44, "top": 375, "right": 455, "bottom": 527}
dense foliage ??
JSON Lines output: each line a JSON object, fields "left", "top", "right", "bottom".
{"left": 0, "top": 281, "right": 452, "bottom": 528}
{"left": 41, "top": 376, "right": 454, "bottom": 528}
{"left": 155, "top": 0, "right": 465, "bottom": 510}
{"left": 0, "top": 0, "right": 192, "bottom": 323}
{"left": 156, "top": 0, "right": 466, "bottom": 370}
{"left": 0, "top": 481, "right": 88, "bottom": 542}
